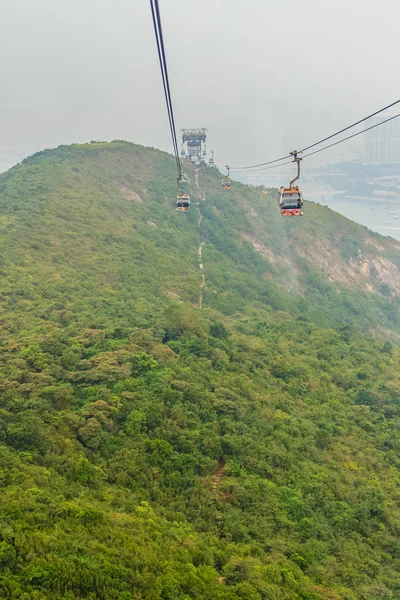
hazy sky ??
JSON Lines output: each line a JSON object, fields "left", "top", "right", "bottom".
{"left": 1, "top": 0, "right": 399, "bottom": 172}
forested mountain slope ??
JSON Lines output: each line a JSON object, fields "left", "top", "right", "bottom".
{"left": 1, "top": 142, "right": 400, "bottom": 600}
{"left": 1, "top": 141, "right": 400, "bottom": 336}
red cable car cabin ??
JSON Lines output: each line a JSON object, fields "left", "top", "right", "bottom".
{"left": 222, "top": 177, "right": 231, "bottom": 190}
{"left": 278, "top": 186, "right": 303, "bottom": 216}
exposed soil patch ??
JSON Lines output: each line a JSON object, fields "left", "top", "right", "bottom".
{"left": 166, "top": 290, "right": 181, "bottom": 300}
{"left": 242, "top": 234, "right": 280, "bottom": 264}
{"left": 297, "top": 238, "right": 400, "bottom": 293}
{"left": 120, "top": 187, "right": 143, "bottom": 203}
{"left": 249, "top": 207, "right": 258, "bottom": 217}
{"left": 244, "top": 232, "right": 400, "bottom": 295}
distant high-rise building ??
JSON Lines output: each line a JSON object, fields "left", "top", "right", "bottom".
{"left": 363, "top": 116, "right": 400, "bottom": 164}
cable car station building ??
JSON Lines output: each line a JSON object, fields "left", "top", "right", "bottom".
{"left": 181, "top": 128, "right": 207, "bottom": 166}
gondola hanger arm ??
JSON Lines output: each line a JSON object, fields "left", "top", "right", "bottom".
{"left": 289, "top": 151, "right": 302, "bottom": 188}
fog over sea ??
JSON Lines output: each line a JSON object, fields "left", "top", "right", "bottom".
{"left": 305, "top": 179, "right": 400, "bottom": 242}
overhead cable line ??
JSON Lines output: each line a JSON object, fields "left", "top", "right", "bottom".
{"left": 229, "top": 99, "right": 400, "bottom": 171}
{"left": 224, "top": 159, "right": 294, "bottom": 174}
{"left": 150, "top": 0, "right": 181, "bottom": 176}
{"left": 230, "top": 113, "right": 400, "bottom": 177}
{"left": 149, "top": 0, "right": 182, "bottom": 179}
{"left": 230, "top": 154, "right": 291, "bottom": 171}
{"left": 302, "top": 112, "right": 400, "bottom": 159}
{"left": 299, "top": 98, "right": 400, "bottom": 153}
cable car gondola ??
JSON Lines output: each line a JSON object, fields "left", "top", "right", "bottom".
{"left": 176, "top": 178, "right": 190, "bottom": 211}
{"left": 278, "top": 151, "right": 303, "bottom": 216}
{"left": 222, "top": 165, "right": 231, "bottom": 190}
{"left": 278, "top": 187, "right": 303, "bottom": 216}
{"left": 176, "top": 193, "right": 190, "bottom": 211}
{"left": 208, "top": 150, "right": 215, "bottom": 167}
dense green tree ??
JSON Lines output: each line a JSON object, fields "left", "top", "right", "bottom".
{"left": 0, "top": 142, "right": 400, "bottom": 598}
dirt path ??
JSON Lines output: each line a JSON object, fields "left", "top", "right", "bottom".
{"left": 196, "top": 204, "right": 203, "bottom": 226}
{"left": 195, "top": 168, "right": 206, "bottom": 309}
{"left": 198, "top": 241, "right": 206, "bottom": 309}
{"left": 212, "top": 459, "right": 226, "bottom": 493}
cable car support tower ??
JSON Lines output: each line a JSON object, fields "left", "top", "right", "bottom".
{"left": 181, "top": 128, "right": 208, "bottom": 166}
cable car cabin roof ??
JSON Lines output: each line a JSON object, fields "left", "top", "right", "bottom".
{"left": 280, "top": 187, "right": 301, "bottom": 195}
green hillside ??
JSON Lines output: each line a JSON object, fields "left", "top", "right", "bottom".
{"left": 1, "top": 142, "right": 400, "bottom": 599}
{"left": 1, "top": 141, "right": 400, "bottom": 337}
